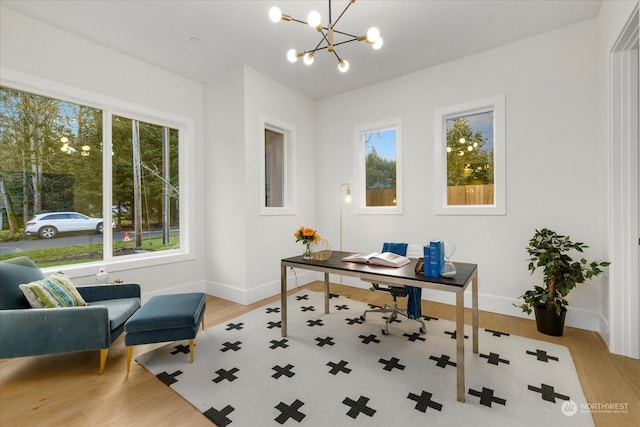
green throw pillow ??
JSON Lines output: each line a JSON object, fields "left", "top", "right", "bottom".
{"left": 19, "top": 272, "right": 87, "bottom": 308}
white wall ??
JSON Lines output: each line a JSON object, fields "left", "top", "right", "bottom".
{"left": 316, "top": 18, "right": 608, "bottom": 330}
{"left": 204, "top": 66, "right": 317, "bottom": 304}
{"left": 0, "top": 6, "right": 207, "bottom": 299}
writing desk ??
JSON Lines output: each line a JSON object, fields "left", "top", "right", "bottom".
{"left": 281, "top": 251, "right": 478, "bottom": 403}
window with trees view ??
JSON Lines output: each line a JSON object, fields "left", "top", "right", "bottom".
{"left": 355, "top": 118, "right": 403, "bottom": 214}
{"left": 434, "top": 95, "right": 505, "bottom": 215}
{"left": 0, "top": 85, "right": 182, "bottom": 267}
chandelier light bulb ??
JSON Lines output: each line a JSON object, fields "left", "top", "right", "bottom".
{"left": 366, "top": 27, "right": 380, "bottom": 43}
{"left": 287, "top": 49, "right": 298, "bottom": 62}
{"left": 269, "top": 7, "right": 282, "bottom": 22}
{"left": 338, "top": 59, "right": 349, "bottom": 72}
{"left": 307, "top": 10, "right": 321, "bottom": 28}
{"left": 372, "top": 37, "right": 383, "bottom": 50}
{"left": 303, "top": 52, "right": 314, "bottom": 65}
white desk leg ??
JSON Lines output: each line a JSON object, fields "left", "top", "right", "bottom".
{"left": 281, "top": 264, "right": 287, "bottom": 337}
{"left": 472, "top": 269, "right": 479, "bottom": 353}
{"left": 456, "top": 290, "right": 465, "bottom": 402}
{"left": 324, "top": 272, "right": 330, "bottom": 314}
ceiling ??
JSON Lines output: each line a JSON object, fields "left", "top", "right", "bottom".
{"left": 2, "top": 0, "right": 603, "bottom": 100}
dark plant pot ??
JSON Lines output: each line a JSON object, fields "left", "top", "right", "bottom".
{"left": 534, "top": 305, "right": 567, "bottom": 336}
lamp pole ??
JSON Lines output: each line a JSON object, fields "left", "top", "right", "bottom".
{"left": 339, "top": 183, "right": 351, "bottom": 285}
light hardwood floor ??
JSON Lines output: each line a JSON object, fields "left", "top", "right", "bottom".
{"left": 1, "top": 282, "right": 638, "bottom": 426}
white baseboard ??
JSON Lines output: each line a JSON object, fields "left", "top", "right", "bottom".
{"left": 205, "top": 272, "right": 604, "bottom": 333}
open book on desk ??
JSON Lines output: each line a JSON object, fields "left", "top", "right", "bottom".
{"left": 341, "top": 252, "right": 411, "bottom": 268}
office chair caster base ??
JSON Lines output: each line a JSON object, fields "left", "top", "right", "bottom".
{"left": 382, "top": 327, "right": 389, "bottom": 335}
{"left": 419, "top": 327, "right": 426, "bottom": 334}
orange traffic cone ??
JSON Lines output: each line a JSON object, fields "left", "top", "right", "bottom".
{"left": 123, "top": 232, "right": 131, "bottom": 242}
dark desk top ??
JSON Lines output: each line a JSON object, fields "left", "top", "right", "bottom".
{"left": 282, "top": 250, "right": 477, "bottom": 288}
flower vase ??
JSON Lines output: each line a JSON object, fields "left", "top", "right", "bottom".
{"left": 302, "top": 242, "right": 313, "bottom": 260}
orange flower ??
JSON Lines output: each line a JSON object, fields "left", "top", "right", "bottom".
{"left": 294, "top": 226, "right": 320, "bottom": 244}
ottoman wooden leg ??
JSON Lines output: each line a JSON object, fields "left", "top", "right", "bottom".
{"left": 189, "top": 339, "right": 195, "bottom": 363}
{"left": 201, "top": 314, "right": 205, "bottom": 331}
{"left": 126, "top": 346, "right": 134, "bottom": 374}
{"left": 99, "top": 349, "right": 108, "bottom": 375}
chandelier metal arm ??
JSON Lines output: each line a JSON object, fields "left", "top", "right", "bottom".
{"left": 331, "top": 0, "right": 356, "bottom": 28}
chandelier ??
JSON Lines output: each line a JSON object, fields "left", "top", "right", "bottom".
{"left": 268, "top": 0, "right": 383, "bottom": 73}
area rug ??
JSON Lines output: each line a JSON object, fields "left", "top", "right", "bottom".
{"left": 136, "top": 290, "right": 593, "bottom": 426}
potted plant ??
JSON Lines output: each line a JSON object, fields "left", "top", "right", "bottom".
{"left": 514, "top": 228, "right": 610, "bottom": 336}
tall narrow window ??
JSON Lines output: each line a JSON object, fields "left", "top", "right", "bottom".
{"left": 264, "top": 128, "right": 284, "bottom": 208}
{"left": 355, "top": 118, "right": 403, "bottom": 214}
{"left": 434, "top": 96, "right": 505, "bottom": 215}
{"left": 260, "top": 115, "right": 296, "bottom": 215}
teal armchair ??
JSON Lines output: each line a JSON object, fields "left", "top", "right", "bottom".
{"left": 0, "top": 256, "right": 141, "bottom": 373}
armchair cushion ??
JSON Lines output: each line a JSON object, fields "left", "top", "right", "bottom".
{"left": 0, "top": 256, "right": 44, "bottom": 310}
{"left": 19, "top": 271, "right": 87, "bottom": 308}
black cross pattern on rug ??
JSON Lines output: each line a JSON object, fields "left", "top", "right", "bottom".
{"left": 526, "top": 349, "right": 559, "bottom": 362}
{"left": 429, "top": 354, "right": 456, "bottom": 368}
{"left": 422, "top": 315, "right": 439, "bottom": 321}
{"left": 157, "top": 370, "right": 182, "bottom": 386}
{"left": 479, "top": 352, "right": 510, "bottom": 366}
{"left": 468, "top": 387, "right": 506, "bottom": 407}
{"left": 346, "top": 317, "right": 364, "bottom": 325}
{"left": 267, "top": 321, "right": 282, "bottom": 329}
{"left": 315, "top": 336, "right": 335, "bottom": 347}
{"left": 327, "top": 360, "right": 352, "bottom": 375}
{"left": 485, "top": 328, "right": 510, "bottom": 337}
{"left": 407, "top": 390, "right": 443, "bottom": 412}
{"left": 382, "top": 315, "right": 401, "bottom": 324}
{"left": 275, "top": 399, "right": 306, "bottom": 424}
{"left": 269, "top": 339, "right": 290, "bottom": 349}
{"left": 367, "top": 303, "right": 382, "bottom": 309}
{"left": 378, "top": 357, "right": 406, "bottom": 372}
{"left": 306, "top": 319, "right": 324, "bottom": 327}
{"left": 329, "top": 293, "right": 341, "bottom": 299}
{"left": 444, "top": 330, "right": 469, "bottom": 340}
{"left": 212, "top": 367, "right": 240, "bottom": 383}
{"left": 296, "top": 294, "right": 310, "bottom": 301}
{"left": 220, "top": 341, "right": 242, "bottom": 352}
{"left": 359, "top": 334, "right": 381, "bottom": 344}
{"left": 225, "top": 322, "right": 244, "bottom": 331}
{"left": 343, "top": 395, "right": 376, "bottom": 419}
{"left": 403, "top": 332, "right": 426, "bottom": 342}
{"left": 528, "top": 383, "right": 570, "bottom": 403}
{"left": 171, "top": 343, "right": 191, "bottom": 356}
{"left": 300, "top": 305, "right": 316, "bottom": 312}
{"left": 265, "top": 307, "right": 280, "bottom": 314}
{"left": 272, "top": 364, "right": 296, "bottom": 379}
{"left": 203, "top": 404, "right": 234, "bottom": 427}
{"left": 334, "top": 304, "right": 349, "bottom": 311}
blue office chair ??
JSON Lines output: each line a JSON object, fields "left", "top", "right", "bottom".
{"left": 360, "top": 243, "right": 426, "bottom": 335}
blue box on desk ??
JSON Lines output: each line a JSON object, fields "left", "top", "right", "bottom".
{"left": 427, "top": 241, "right": 444, "bottom": 277}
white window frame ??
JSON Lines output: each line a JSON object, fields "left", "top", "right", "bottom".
{"left": 0, "top": 67, "right": 196, "bottom": 275}
{"left": 259, "top": 114, "right": 296, "bottom": 215}
{"left": 354, "top": 117, "right": 403, "bottom": 215}
{"left": 433, "top": 95, "right": 506, "bottom": 215}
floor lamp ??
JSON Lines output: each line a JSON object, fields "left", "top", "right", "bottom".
{"left": 339, "top": 183, "right": 352, "bottom": 285}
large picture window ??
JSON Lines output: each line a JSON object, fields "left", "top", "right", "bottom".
{"left": 434, "top": 96, "right": 505, "bottom": 215}
{"left": 0, "top": 84, "right": 185, "bottom": 267}
{"left": 355, "top": 118, "right": 403, "bottom": 214}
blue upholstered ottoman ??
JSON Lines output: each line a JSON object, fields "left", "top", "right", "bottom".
{"left": 125, "top": 292, "right": 206, "bottom": 373}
